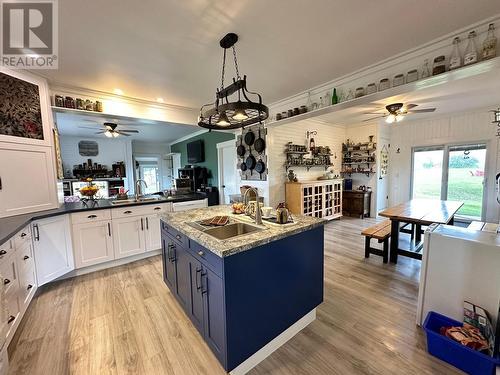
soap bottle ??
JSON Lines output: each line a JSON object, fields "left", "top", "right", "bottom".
{"left": 464, "top": 30, "right": 478, "bottom": 66}
{"left": 449, "top": 37, "right": 462, "bottom": 70}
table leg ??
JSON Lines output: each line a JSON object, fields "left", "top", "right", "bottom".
{"left": 390, "top": 219, "right": 400, "bottom": 264}
{"left": 415, "top": 223, "right": 422, "bottom": 244}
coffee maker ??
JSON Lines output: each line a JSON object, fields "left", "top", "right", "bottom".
{"left": 177, "top": 166, "right": 208, "bottom": 192}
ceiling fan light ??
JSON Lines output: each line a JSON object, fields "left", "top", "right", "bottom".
{"left": 395, "top": 114, "right": 404, "bottom": 122}
{"left": 386, "top": 114, "right": 396, "bottom": 124}
{"left": 105, "top": 130, "right": 113, "bottom": 137}
{"left": 112, "top": 132, "right": 119, "bottom": 137}
{"left": 216, "top": 112, "right": 231, "bottom": 126}
{"left": 232, "top": 105, "right": 249, "bottom": 121}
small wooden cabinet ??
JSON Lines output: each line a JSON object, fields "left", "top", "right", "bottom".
{"left": 285, "top": 180, "right": 343, "bottom": 220}
{"left": 342, "top": 190, "right": 371, "bottom": 218}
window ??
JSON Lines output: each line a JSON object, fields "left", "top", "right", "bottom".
{"left": 411, "top": 143, "right": 487, "bottom": 220}
{"left": 135, "top": 157, "right": 160, "bottom": 194}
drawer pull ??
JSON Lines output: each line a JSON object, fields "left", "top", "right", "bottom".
{"left": 124, "top": 210, "right": 132, "bottom": 214}
{"left": 3, "top": 279, "right": 10, "bottom": 285}
{"left": 27, "top": 284, "right": 33, "bottom": 290}
{"left": 87, "top": 214, "right": 97, "bottom": 219}
{"left": 0, "top": 250, "right": 6, "bottom": 256}
{"left": 23, "top": 255, "right": 29, "bottom": 260}
{"left": 20, "top": 232, "right": 27, "bottom": 238}
{"left": 154, "top": 207, "right": 161, "bottom": 211}
{"left": 176, "top": 234, "right": 181, "bottom": 240}
{"left": 7, "top": 316, "right": 15, "bottom": 324}
{"left": 197, "top": 250, "right": 205, "bottom": 257}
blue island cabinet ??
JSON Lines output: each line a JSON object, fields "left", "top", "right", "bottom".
{"left": 161, "top": 221, "right": 324, "bottom": 372}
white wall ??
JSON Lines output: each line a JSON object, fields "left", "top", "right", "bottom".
{"left": 389, "top": 108, "right": 500, "bottom": 222}
{"left": 59, "top": 135, "right": 134, "bottom": 191}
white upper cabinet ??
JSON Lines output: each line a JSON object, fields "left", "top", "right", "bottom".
{"left": 0, "top": 142, "right": 58, "bottom": 217}
{"left": 32, "top": 215, "right": 74, "bottom": 286}
{"left": 0, "top": 67, "right": 53, "bottom": 147}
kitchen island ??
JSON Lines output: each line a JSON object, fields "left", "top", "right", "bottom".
{"left": 160, "top": 206, "right": 326, "bottom": 374}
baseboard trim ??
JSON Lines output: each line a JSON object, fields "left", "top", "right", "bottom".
{"left": 229, "top": 308, "right": 316, "bottom": 375}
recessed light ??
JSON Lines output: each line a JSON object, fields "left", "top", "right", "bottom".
{"left": 156, "top": 97, "right": 164, "bottom": 103}
{"left": 113, "top": 88, "right": 124, "bottom": 95}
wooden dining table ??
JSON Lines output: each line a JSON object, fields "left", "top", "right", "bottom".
{"left": 379, "top": 199, "right": 464, "bottom": 263}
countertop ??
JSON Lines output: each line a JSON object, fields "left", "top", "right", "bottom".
{"left": 0, "top": 193, "right": 207, "bottom": 247}
{"left": 161, "top": 205, "right": 326, "bottom": 258}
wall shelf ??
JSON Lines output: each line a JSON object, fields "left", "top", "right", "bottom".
{"left": 285, "top": 164, "right": 332, "bottom": 172}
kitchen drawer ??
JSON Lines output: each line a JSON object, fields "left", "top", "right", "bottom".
{"left": 111, "top": 203, "right": 169, "bottom": 219}
{"left": 0, "top": 258, "right": 17, "bottom": 296}
{"left": 71, "top": 209, "right": 111, "bottom": 224}
{"left": 16, "top": 242, "right": 34, "bottom": 275}
{"left": 161, "top": 223, "right": 188, "bottom": 248}
{"left": 0, "top": 241, "right": 13, "bottom": 265}
{"left": 188, "top": 240, "right": 223, "bottom": 278}
{"left": 18, "top": 264, "right": 36, "bottom": 308}
{"left": 5, "top": 289, "right": 19, "bottom": 339}
{"left": 13, "top": 226, "right": 31, "bottom": 250}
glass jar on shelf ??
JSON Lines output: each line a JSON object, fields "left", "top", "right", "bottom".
{"left": 482, "top": 23, "right": 497, "bottom": 60}
{"left": 421, "top": 59, "right": 431, "bottom": 78}
{"left": 449, "top": 36, "right": 462, "bottom": 70}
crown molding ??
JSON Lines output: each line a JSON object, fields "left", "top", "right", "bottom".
{"left": 168, "top": 129, "right": 209, "bottom": 146}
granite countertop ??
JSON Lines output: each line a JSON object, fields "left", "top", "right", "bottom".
{"left": 0, "top": 193, "right": 207, "bottom": 247}
{"left": 161, "top": 205, "right": 326, "bottom": 258}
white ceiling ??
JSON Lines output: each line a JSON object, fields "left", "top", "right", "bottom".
{"left": 55, "top": 111, "right": 199, "bottom": 143}
{"left": 39, "top": 0, "right": 500, "bottom": 109}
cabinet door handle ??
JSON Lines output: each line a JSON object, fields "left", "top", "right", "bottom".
{"left": 197, "top": 250, "right": 204, "bottom": 257}
{"left": 4, "top": 279, "right": 10, "bottom": 285}
{"left": 87, "top": 214, "right": 97, "bottom": 219}
{"left": 20, "top": 232, "right": 27, "bottom": 238}
{"left": 7, "top": 316, "right": 15, "bottom": 324}
{"left": 107, "top": 222, "right": 111, "bottom": 237}
{"left": 146, "top": 217, "right": 149, "bottom": 230}
{"left": 175, "top": 234, "right": 181, "bottom": 240}
{"left": 124, "top": 210, "right": 132, "bottom": 214}
{"left": 27, "top": 284, "right": 33, "bottom": 290}
{"left": 141, "top": 218, "right": 144, "bottom": 231}
{"left": 33, "top": 224, "right": 40, "bottom": 241}
{"left": 154, "top": 207, "right": 161, "bottom": 211}
{"left": 23, "top": 255, "right": 29, "bottom": 260}
{"left": 200, "top": 270, "right": 208, "bottom": 294}
{"left": 195, "top": 267, "right": 202, "bottom": 290}
{"left": 0, "top": 176, "right": 2, "bottom": 190}
{"left": 0, "top": 250, "right": 6, "bottom": 256}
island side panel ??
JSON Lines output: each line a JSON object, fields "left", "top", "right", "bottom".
{"left": 223, "top": 226, "right": 324, "bottom": 371}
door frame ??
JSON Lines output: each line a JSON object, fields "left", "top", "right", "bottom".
{"left": 217, "top": 139, "right": 237, "bottom": 204}
{"left": 410, "top": 141, "right": 489, "bottom": 221}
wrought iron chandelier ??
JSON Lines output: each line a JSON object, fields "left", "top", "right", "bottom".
{"left": 198, "top": 33, "right": 269, "bottom": 130}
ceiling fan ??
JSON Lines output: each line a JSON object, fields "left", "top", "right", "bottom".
{"left": 363, "top": 103, "right": 436, "bottom": 123}
{"left": 78, "top": 122, "right": 139, "bottom": 137}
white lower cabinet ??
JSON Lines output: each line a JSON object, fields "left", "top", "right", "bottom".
{"left": 144, "top": 214, "right": 162, "bottom": 251}
{"left": 112, "top": 216, "right": 146, "bottom": 259}
{"left": 72, "top": 220, "right": 114, "bottom": 268}
{"left": 32, "top": 215, "right": 74, "bottom": 286}
{"left": 172, "top": 199, "right": 208, "bottom": 212}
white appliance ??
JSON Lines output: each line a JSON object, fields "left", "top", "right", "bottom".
{"left": 417, "top": 224, "right": 500, "bottom": 330}
{"left": 71, "top": 181, "right": 109, "bottom": 199}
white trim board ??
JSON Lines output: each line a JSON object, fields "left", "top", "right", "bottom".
{"left": 168, "top": 129, "right": 209, "bottom": 146}
{"left": 229, "top": 308, "right": 316, "bottom": 375}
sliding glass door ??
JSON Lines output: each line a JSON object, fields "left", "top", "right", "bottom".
{"left": 412, "top": 143, "right": 487, "bottom": 220}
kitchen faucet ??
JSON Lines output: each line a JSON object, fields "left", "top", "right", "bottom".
{"left": 243, "top": 187, "right": 263, "bottom": 225}
{"left": 135, "top": 179, "right": 148, "bottom": 201}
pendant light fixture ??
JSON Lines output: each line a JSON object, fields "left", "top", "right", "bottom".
{"left": 198, "top": 33, "right": 269, "bottom": 130}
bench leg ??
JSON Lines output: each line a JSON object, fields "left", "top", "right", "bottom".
{"left": 364, "top": 236, "right": 370, "bottom": 258}
{"left": 382, "top": 238, "right": 389, "bottom": 263}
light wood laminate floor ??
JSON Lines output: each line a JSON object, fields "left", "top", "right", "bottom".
{"left": 8, "top": 217, "right": 461, "bottom": 374}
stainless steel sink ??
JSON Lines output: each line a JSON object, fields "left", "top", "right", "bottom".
{"left": 110, "top": 196, "right": 161, "bottom": 205}
{"left": 203, "top": 222, "right": 263, "bottom": 240}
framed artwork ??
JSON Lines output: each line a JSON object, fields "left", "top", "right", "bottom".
{"left": 380, "top": 145, "right": 389, "bottom": 178}
{"left": 0, "top": 72, "right": 44, "bottom": 140}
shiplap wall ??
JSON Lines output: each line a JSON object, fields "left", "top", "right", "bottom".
{"left": 266, "top": 120, "right": 345, "bottom": 207}
{"left": 389, "top": 108, "right": 500, "bottom": 222}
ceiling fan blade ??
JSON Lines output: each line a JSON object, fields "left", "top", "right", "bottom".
{"left": 118, "top": 129, "right": 139, "bottom": 133}
{"left": 363, "top": 112, "right": 386, "bottom": 115}
{"left": 115, "top": 131, "right": 131, "bottom": 136}
{"left": 95, "top": 131, "right": 106, "bottom": 134}
{"left": 363, "top": 115, "right": 386, "bottom": 122}
{"left": 408, "top": 108, "right": 436, "bottom": 113}
{"left": 78, "top": 126, "right": 103, "bottom": 130}
{"left": 405, "top": 103, "right": 418, "bottom": 110}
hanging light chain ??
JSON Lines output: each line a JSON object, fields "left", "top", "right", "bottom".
{"left": 220, "top": 48, "right": 227, "bottom": 91}
{"left": 232, "top": 45, "right": 241, "bottom": 80}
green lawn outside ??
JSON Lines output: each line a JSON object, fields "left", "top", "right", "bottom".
{"left": 413, "top": 168, "right": 484, "bottom": 218}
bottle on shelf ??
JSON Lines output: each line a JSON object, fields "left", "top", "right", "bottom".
{"left": 464, "top": 30, "right": 478, "bottom": 66}
{"left": 482, "top": 23, "right": 497, "bottom": 60}
{"left": 421, "top": 59, "right": 431, "bottom": 78}
{"left": 449, "top": 36, "right": 462, "bottom": 70}
{"left": 331, "top": 88, "right": 338, "bottom": 105}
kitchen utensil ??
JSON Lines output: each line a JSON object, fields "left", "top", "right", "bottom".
{"left": 244, "top": 130, "right": 255, "bottom": 146}
{"left": 255, "top": 157, "right": 266, "bottom": 177}
{"left": 240, "top": 160, "right": 247, "bottom": 172}
{"left": 237, "top": 137, "right": 246, "bottom": 157}
{"left": 254, "top": 128, "right": 266, "bottom": 154}
{"left": 245, "top": 146, "right": 256, "bottom": 170}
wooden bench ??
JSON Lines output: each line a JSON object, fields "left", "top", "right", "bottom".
{"left": 361, "top": 220, "right": 391, "bottom": 263}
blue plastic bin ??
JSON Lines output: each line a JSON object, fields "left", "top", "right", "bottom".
{"left": 423, "top": 311, "right": 500, "bottom": 375}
